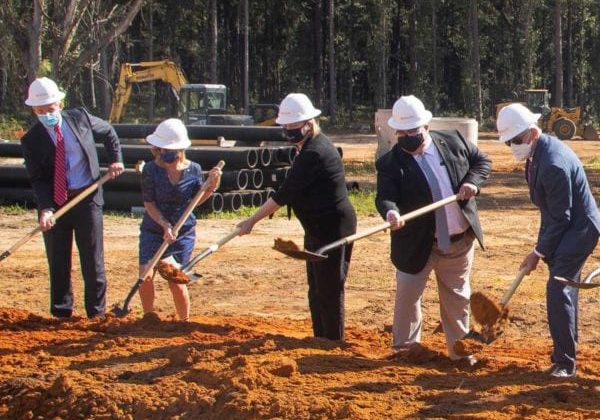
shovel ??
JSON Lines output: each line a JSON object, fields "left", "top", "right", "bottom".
{"left": 554, "top": 266, "right": 600, "bottom": 289}
{"left": 0, "top": 173, "right": 114, "bottom": 263}
{"left": 158, "top": 227, "right": 241, "bottom": 284}
{"left": 469, "top": 268, "right": 527, "bottom": 344}
{"left": 112, "top": 160, "right": 225, "bottom": 317}
{"left": 273, "top": 194, "right": 459, "bottom": 262}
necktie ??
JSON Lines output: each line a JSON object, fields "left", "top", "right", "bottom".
{"left": 419, "top": 154, "right": 451, "bottom": 251}
{"left": 53, "top": 124, "right": 68, "bottom": 206}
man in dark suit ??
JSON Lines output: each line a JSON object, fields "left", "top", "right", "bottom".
{"left": 497, "top": 103, "right": 600, "bottom": 378}
{"left": 21, "top": 77, "right": 124, "bottom": 318}
{"left": 376, "top": 95, "right": 491, "bottom": 363}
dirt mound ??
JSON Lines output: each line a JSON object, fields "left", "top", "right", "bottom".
{"left": 1, "top": 308, "right": 599, "bottom": 418}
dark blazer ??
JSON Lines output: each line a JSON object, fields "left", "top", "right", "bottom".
{"left": 272, "top": 132, "right": 356, "bottom": 242}
{"left": 21, "top": 107, "right": 122, "bottom": 210}
{"left": 528, "top": 134, "right": 600, "bottom": 259}
{"left": 375, "top": 130, "right": 491, "bottom": 274}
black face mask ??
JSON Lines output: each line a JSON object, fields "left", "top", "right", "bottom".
{"left": 398, "top": 133, "right": 424, "bottom": 152}
{"left": 283, "top": 126, "right": 307, "bottom": 143}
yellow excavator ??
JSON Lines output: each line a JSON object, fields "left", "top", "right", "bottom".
{"left": 496, "top": 89, "right": 597, "bottom": 140}
{"left": 109, "top": 60, "right": 278, "bottom": 126}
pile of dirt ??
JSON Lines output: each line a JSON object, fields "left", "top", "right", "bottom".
{"left": 1, "top": 308, "right": 599, "bottom": 419}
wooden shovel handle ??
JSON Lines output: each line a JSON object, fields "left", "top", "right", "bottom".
{"left": 139, "top": 160, "right": 225, "bottom": 280}
{"left": 0, "top": 173, "right": 114, "bottom": 262}
{"left": 499, "top": 268, "right": 527, "bottom": 308}
{"left": 315, "top": 194, "right": 459, "bottom": 256}
{"left": 183, "top": 226, "right": 241, "bottom": 271}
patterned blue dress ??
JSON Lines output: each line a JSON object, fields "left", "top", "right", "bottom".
{"left": 139, "top": 161, "right": 204, "bottom": 265}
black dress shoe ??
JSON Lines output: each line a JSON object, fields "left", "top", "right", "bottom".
{"left": 547, "top": 364, "right": 576, "bottom": 378}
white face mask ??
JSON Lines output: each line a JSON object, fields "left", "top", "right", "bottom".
{"left": 510, "top": 142, "right": 533, "bottom": 161}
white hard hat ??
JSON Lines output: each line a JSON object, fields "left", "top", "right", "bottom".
{"left": 146, "top": 118, "right": 191, "bottom": 149}
{"left": 496, "top": 103, "right": 541, "bottom": 142}
{"left": 25, "top": 77, "right": 66, "bottom": 107}
{"left": 388, "top": 95, "right": 432, "bottom": 130}
{"left": 276, "top": 93, "right": 321, "bottom": 125}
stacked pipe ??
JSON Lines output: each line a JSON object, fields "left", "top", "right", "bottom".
{"left": 0, "top": 141, "right": 297, "bottom": 214}
{"left": 0, "top": 123, "right": 354, "bottom": 213}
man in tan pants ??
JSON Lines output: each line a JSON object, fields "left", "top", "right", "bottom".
{"left": 375, "top": 96, "right": 491, "bottom": 363}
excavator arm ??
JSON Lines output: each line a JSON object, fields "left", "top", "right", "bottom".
{"left": 109, "top": 60, "right": 188, "bottom": 123}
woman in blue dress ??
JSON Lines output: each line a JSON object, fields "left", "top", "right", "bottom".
{"left": 138, "top": 118, "right": 221, "bottom": 320}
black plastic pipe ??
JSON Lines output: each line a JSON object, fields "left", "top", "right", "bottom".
{"left": 222, "top": 192, "right": 243, "bottom": 212}
{"left": 250, "top": 169, "right": 263, "bottom": 189}
{"left": 261, "top": 167, "right": 290, "bottom": 187}
{"left": 259, "top": 148, "right": 272, "bottom": 167}
{"left": 113, "top": 124, "right": 286, "bottom": 142}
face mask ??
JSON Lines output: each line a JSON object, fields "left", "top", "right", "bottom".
{"left": 160, "top": 150, "right": 179, "bottom": 163}
{"left": 510, "top": 142, "right": 533, "bottom": 161}
{"left": 398, "top": 133, "right": 424, "bottom": 153}
{"left": 37, "top": 111, "right": 60, "bottom": 128}
{"left": 283, "top": 124, "right": 308, "bottom": 143}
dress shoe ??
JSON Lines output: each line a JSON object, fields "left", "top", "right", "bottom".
{"left": 547, "top": 364, "right": 576, "bottom": 378}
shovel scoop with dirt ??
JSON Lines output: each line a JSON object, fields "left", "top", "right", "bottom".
{"left": 158, "top": 227, "right": 241, "bottom": 284}
{"left": 469, "top": 268, "right": 527, "bottom": 343}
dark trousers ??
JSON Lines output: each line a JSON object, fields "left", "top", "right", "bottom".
{"left": 305, "top": 234, "right": 353, "bottom": 340}
{"left": 546, "top": 225, "right": 599, "bottom": 372}
{"left": 42, "top": 195, "right": 106, "bottom": 318}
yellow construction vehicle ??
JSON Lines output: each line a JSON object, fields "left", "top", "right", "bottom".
{"left": 109, "top": 60, "right": 278, "bottom": 126}
{"left": 496, "top": 89, "right": 597, "bottom": 140}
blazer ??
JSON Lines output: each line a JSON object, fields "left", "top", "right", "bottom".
{"left": 528, "top": 134, "right": 600, "bottom": 259}
{"left": 272, "top": 132, "right": 356, "bottom": 242}
{"left": 21, "top": 107, "right": 122, "bottom": 211}
{"left": 375, "top": 130, "right": 491, "bottom": 274}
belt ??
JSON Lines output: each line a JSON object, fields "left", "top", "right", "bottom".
{"left": 434, "top": 230, "right": 469, "bottom": 244}
{"left": 67, "top": 184, "right": 93, "bottom": 198}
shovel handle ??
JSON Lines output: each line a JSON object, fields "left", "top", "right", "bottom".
{"left": 138, "top": 160, "right": 225, "bottom": 280}
{"left": 315, "top": 194, "right": 459, "bottom": 256}
{"left": 499, "top": 268, "right": 527, "bottom": 308}
{"left": 183, "top": 226, "right": 242, "bottom": 271}
{"left": 0, "top": 173, "right": 114, "bottom": 262}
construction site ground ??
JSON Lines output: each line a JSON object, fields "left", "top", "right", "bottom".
{"left": 1, "top": 134, "right": 600, "bottom": 418}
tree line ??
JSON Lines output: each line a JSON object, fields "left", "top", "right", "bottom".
{"left": 1, "top": 0, "right": 599, "bottom": 127}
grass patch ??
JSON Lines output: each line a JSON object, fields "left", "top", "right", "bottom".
{"left": 344, "top": 161, "right": 376, "bottom": 176}
{"left": 348, "top": 190, "right": 378, "bottom": 217}
{"left": 0, "top": 202, "right": 30, "bottom": 215}
{"left": 583, "top": 157, "right": 600, "bottom": 170}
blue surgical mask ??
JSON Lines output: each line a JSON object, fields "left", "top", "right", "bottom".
{"left": 37, "top": 111, "right": 61, "bottom": 128}
{"left": 160, "top": 150, "right": 179, "bottom": 163}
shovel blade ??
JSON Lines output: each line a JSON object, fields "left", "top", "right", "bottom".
{"left": 554, "top": 276, "right": 600, "bottom": 289}
{"left": 111, "top": 304, "right": 130, "bottom": 318}
{"left": 277, "top": 248, "right": 327, "bottom": 262}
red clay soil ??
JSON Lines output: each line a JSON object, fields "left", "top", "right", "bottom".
{"left": 1, "top": 308, "right": 600, "bottom": 419}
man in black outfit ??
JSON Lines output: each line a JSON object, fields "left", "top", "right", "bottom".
{"left": 21, "top": 77, "right": 124, "bottom": 318}
{"left": 238, "top": 93, "right": 357, "bottom": 340}
{"left": 376, "top": 95, "right": 490, "bottom": 363}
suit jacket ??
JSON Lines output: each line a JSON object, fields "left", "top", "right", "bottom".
{"left": 272, "top": 132, "right": 357, "bottom": 242}
{"left": 528, "top": 134, "right": 600, "bottom": 259}
{"left": 21, "top": 107, "right": 122, "bottom": 211}
{"left": 375, "top": 130, "right": 491, "bottom": 274}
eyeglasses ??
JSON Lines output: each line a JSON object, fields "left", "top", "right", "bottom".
{"left": 505, "top": 137, "right": 524, "bottom": 146}
{"left": 396, "top": 127, "right": 421, "bottom": 136}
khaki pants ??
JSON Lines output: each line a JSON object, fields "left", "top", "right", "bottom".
{"left": 392, "top": 233, "right": 475, "bottom": 359}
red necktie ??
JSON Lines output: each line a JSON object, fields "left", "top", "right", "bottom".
{"left": 53, "top": 125, "right": 68, "bottom": 206}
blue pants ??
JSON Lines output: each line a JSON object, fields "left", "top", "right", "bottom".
{"left": 304, "top": 233, "right": 353, "bottom": 340}
{"left": 42, "top": 195, "right": 106, "bottom": 318}
{"left": 546, "top": 225, "right": 598, "bottom": 371}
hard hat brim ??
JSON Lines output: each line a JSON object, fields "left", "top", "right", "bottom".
{"left": 25, "top": 91, "right": 66, "bottom": 107}
{"left": 276, "top": 108, "right": 321, "bottom": 125}
{"left": 387, "top": 110, "right": 432, "bottom": 130}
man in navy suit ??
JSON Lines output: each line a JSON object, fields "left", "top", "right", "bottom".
{"left": 497, "top": 103, "right": 600, "bottom": 378}
{"left": 21, "top": 77, "right": 124, "bottom": 318}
